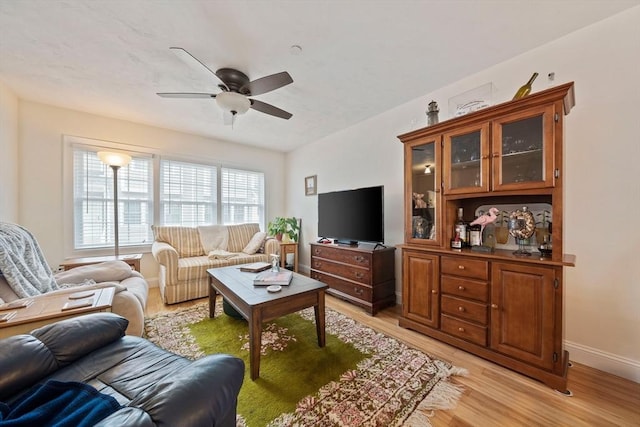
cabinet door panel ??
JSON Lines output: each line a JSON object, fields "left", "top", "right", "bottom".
{"left": 491, "top": 262, "right": 556, "bottom": 370}
{"left": 492, "top": 105, "right": 555, "bottom": 191}
{"left": 402, "top": 251, "right": 439, "bottom": 328}
{"left": 443, "top": 123, "right": 490, "bottom": 194}
{"left": 405, "top": 138, "right": 442, "bottom": 246}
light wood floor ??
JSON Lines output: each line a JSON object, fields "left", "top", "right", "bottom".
{"left": 145, "top": 288, "right": 640, "bottom": 426}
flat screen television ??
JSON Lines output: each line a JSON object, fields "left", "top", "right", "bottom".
{"left": 318, "top": 185, "right": 384, "bottom": 245}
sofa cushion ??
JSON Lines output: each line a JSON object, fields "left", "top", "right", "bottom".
{"left": 242, "top": 231, "right": 267, "bottom": 255}
{"left": 227, "top": 223, "right": 260, "bottom": 253}
{"left": 152, "top": 226, "right": 203, "bottom": 257}
{"left": 31, "top": 313, "right": 129, "bottom": 366}
{"left": 197, "top": 225, "right": 229, "bottom": 253}
{"left": 176, "top": 254, "right": 268, "bottom": 282}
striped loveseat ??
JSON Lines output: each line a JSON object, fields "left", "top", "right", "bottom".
{"left": 151, "top": 223, "right": 280, "bottom": 304}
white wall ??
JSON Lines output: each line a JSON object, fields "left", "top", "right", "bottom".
{"left": 0, "top": 81, "right": 19, "bottom": 222}
{"left": 17, "top": 101, "right": 287, "bottom": 281}
{"left": 286, "top": 7, "right": 640, "bottom": 381}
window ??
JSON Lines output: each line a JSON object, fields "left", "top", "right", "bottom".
{"left": 221, "top": 167, "right": 265, "bottom": 225}
{"left": 72, "top": 146, "right": 153, "bottom": 250}
{"left": 160, "top": 159, "right": 217, "bottom": 226}
{"left": 158, "top": 160, "right": 265, "bottom": 227}
{"left": 70, "top": 141, "right": 265, "bottom": 253}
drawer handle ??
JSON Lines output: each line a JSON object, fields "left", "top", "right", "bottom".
{"left": 431, "top": 289, "right": 438, "bottom": 294}
{"left": 458, "top": 285, "right": 465, "bottom": 291}
{"left": 458, "top": 306, "right": 465, "bottom": 312}
{"left": 354, "top": 256, "right": 365, "bottom": 263}
{"left": 354, "top": 272, "right": 364, "bottom": 279}
{"left": 354, "top": 287, "right": 364, "bottom": 295}
{"left": 315, "top": 262, "right": 322, "bottom": 268}
{"left": 491, "top": 304, "right": 499, "bottom": 309}
{"left": 458, "top": 327, "right": 465, "bottom": 332}
{"left": 314, "top": 249, "right": 320, "bottom": 254}
{"left": 458, "top": 265, "right": 465, "bottom": 270}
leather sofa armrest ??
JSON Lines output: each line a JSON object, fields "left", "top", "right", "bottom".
{"left": 130, "top": 354, "right": 244, "bottom": 427}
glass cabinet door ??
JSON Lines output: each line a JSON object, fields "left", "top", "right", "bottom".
{"left": 492, "top": 105, "right": 555, "bottom": 190}
{"left": 443, "top": 123, "right": 490, "bottom": 194}
{"left": 406, "top": 138, "right": 441, "bottom": 245}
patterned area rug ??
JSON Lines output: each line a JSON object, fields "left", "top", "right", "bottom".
{"left": 145, "top": 301, "right": 467, "bottom": 426}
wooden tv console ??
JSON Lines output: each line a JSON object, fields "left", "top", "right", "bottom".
{"left": 309, "top": 243, "right": 396, "bottom": 316}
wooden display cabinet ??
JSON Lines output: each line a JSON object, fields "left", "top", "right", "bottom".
{"left": 397, "top": 82, "right": 576, "bottom": 393}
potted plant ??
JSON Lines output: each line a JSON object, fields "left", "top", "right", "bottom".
{"left": 267, "top": 217, "right": 300, "bottom": 242}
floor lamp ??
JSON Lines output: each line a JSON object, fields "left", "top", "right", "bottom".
{"left": 97, "top": 151, "right": 132, "bottom": 257}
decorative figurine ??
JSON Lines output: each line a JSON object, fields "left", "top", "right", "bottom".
{"left": 426, "top": 100, "right": 439, "bottom": 126}
{"left": 270, "top": 253, "right": 280, "bottom": 272}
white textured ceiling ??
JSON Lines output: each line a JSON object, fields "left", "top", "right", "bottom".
{"left": 1, "top": 0, "right": 637, "bottom": 152}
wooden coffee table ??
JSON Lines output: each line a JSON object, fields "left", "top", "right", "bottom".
{"left": 207, "top": 265, "right": 328, "bottom": 380}
{"left": 0, "top": 286, "right": 115, "bottom": 338}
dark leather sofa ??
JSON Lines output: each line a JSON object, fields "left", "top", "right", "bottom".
{"left": 0, "top": 313, "right": 244, "bottom": 426}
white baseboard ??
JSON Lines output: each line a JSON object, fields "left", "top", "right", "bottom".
{"left": 147, "top": 277, "right": 159, "bottom": 288}
{"left": 564, "top": 340, "right": 640, "bottom": 383}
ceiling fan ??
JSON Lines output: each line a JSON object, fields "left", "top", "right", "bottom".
{"left": 157, "top": 47, "right": 293, "bottom": 125}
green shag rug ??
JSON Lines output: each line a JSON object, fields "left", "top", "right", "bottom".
{"left": 145, "top": 300, "right": 466, "bottom": 427}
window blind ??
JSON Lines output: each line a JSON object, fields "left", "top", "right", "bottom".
{"left": 160, "top": 159, "right": 217, "bottom": 226}
{"left": 221, "top": 167, "right": 265, "bottom": 226}
{"left": 72, "top": 147, "right": 153, "bottom": 249}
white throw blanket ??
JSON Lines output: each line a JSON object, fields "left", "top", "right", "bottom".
{"left": 0, "top": 222, "right": 59, "bottom": 298}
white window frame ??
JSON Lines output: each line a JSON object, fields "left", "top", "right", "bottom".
{"left": 64, "top": 137, "right": 154, "bottom": 257}
{"left": 64, "top": 136, "right": 267, "bottom": 257}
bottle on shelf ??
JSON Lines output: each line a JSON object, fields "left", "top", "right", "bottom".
{"left": 450, "top": 231, "right": 462, "bottom": 249}
{"left": 512, "top": 72, "right": 538, "bottom": 100}
{"left": 454, "top": 208, "right": 468, "bottom": 247}
{"left": 469, "top": 213, "right": 482, "bottom": 247}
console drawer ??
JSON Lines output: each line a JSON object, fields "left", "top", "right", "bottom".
{"left": 441, "top": 256, "right": 488, "bottom": 280}
{"left": 441, "top": 275, "right": 489, "bottom": 302}
{"left": 441, "top": 295, "right": 487, "bottom": 325}
{"left": 311, "top": 246, "right": 372, "bottom": 267}
{"left": 311, "top": 270, "right": 372, "bottom": 302}
{"left": 441, "top": 314, "right": 487, "bottom": 346}
{"left": 311, "top": 258, "right": 370, "bottom": 284}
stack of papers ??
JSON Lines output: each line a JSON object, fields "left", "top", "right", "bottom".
{"left": 239, "top": 262, "right": 271, "bottom": 273}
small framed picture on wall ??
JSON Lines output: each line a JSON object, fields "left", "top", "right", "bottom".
{"left": 305, "top": 175, "right": 317, "bottom": 196}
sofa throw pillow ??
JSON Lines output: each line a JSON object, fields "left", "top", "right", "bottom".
{"left": 198, "top": 225, "right": 229, "bottom": 253}
{"left": 208, "top": 249, "right": 237, "bottom": 260}
{"left": 227, "top": 223, "right": 261, "bottom": 253}
{"left": 242, "top": 231, "right": 267, "bottom": 255}
{"left": 151, "top": 226, "right": 204, "bottom": 257}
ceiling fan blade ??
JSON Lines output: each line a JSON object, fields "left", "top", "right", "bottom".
{"left": 250, "top": 99, "right": 292, "bottom": 119}
{"left": 157, "top": 92, "right": 216, "bottom": 98}
{"left": 242, "top": 72, "right": 293, "bottom": 96}
{"left": 169, "top": 47, "right": 228, "bottom": 90}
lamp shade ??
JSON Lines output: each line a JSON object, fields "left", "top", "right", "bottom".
{"left": 97, "top": 151, "right": 132, "bottom": 167}
{"left": 216, "top": 91, "right": 251, "bottom": 115}
{"left": 424, "top": 164, "right": 431, "bottom": 174}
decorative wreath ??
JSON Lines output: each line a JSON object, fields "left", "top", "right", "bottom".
{"left": 508, "top": 208, "right": 536, "bottom": 239}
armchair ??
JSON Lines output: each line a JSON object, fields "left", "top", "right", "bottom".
{"left": 0, "top": 222, "right": 148, "bottom": 336}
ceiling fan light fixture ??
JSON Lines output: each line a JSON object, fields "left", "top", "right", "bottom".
{"left": 216, "top": 91, "right": 250, "bottom": 115}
